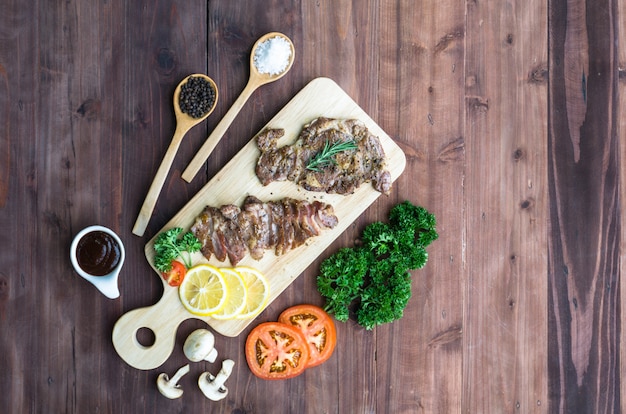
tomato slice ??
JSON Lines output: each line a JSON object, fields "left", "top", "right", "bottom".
{"left": 161, "top": 260, "right": 186, "bottom": 287}
{"left": 245, "top": 322, "right": 310, "bottom": 380}
{"left": 278, "top": 304, "right": 337, "bottom": 368}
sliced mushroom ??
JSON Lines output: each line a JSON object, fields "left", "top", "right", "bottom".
{"left": 184, "top": 328, "right": 218, "bottom": 362}
{"left": 198, "top": 359, "right": 235, "bottom": 401}
{"left": 156, "top": 364, "right": 190, "bottom": 399}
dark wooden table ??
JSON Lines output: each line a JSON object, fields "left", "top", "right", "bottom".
{"left": 1, "top": 1, "right": 623, "bottom": 412}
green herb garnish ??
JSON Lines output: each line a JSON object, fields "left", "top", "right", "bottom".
{"left": 306, "top": 139, "right": 358, "bottom": 172}
{"left": 153, "top": 228, "right": 202, "bottom": 272}
{"left": 316, "top": 201, "right": 438, "bottom": 330}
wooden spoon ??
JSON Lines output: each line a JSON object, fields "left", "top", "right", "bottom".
{"left": 132, "top": 74, "right": 218, "bottom": 237}
{"left": 181, "top": 32, "right": 295, "bottom": 183}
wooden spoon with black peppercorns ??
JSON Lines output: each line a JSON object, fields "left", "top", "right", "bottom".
{"left": 133, "top": 74, "right": 218, "bottom": 237}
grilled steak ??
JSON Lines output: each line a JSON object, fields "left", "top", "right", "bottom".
{"left": 191, "top": 196, "right": 338, "bottom": 265}
{"left": 255, "top": 117, "right": 391, "bottom": 194}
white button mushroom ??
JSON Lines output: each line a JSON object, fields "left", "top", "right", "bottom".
{"left": 156, "top": 364, "right": 190, "bottom": 399}
{"left": 183, "top": 328, "right": 218, "bottom": 363}
{"left": 198, "top": 359, "right": 235, "bottom": 401}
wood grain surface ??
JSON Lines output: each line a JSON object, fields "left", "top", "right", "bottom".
{"left": 0, "top": 0, "right": 623, "bottom": 413}
{"left": 549, "top": 1, "right": 621, "bottom": 412}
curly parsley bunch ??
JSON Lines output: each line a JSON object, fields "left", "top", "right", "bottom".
{"left": 316, "top": 201, "right": 438, "bottom": 330}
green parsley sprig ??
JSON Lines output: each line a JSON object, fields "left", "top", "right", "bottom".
{"left": 316, "top": 201, "right": 438, "bottom": 330}
{"left": 153, "top": 228, "right": 202, "bottom": 272}
{"left": 306, "top": 139, "right": 358, "bottom": 172}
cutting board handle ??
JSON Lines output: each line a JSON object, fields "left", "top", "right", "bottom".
{"left": 112, "top": 289, "right": 189, "bottom": 370}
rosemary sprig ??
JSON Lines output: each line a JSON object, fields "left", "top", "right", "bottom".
{"left": 306, "top": 139, "right": 358, "bottom": 172}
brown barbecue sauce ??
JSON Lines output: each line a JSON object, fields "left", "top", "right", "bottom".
{"left": 76, "top": 231, "right": 121, "bottom": 276}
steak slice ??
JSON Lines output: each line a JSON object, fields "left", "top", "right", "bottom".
{"left": 218, "top": 204, "right": 247, "bottom": 266}
{"left": 191, "top": 206, "right": 227, "bottom": 262}
{"left": 255, "top": 117, "right": 391, "bottom": 195}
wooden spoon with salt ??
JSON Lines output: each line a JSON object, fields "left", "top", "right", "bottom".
{"left": 181, "top": 32, "right": 295, "bottom": 183}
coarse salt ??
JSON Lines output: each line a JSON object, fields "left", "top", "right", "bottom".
{"left": 253, "top": 36, "right": 292, "bottom": 75}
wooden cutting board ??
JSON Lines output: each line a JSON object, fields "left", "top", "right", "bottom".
{"left": 112, "top": 77, "right": 406, "bottom": 370}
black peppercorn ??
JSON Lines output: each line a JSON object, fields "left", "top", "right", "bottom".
{"left": 179, "top": 76, "right": 216, "bottom": 119}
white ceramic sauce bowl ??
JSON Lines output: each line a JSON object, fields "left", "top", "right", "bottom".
{"left": 70, "top": 225, "right": 125, "bottom": 299}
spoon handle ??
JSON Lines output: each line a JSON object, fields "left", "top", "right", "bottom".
{"left": 181, "top": 78, "right": 260, "bottom": 182}
{"left": 132, "top": 125, "right": 189, "bottom": 237}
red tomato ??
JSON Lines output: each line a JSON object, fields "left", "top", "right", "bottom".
{"left": 245, "top": 322, "right": 310, "bottom": 380}
{"left": 278, "top": 304, "right": 337, "bottom": 368}
{"left": 161, "top": 260, "right": 186, "bottom": 287}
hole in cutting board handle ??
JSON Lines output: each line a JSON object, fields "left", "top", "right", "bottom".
{"left": 135, "top": 327, "right": 156, "bottom": 347}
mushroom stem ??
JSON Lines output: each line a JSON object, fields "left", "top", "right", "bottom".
{"left": 205, "top": 347, "right": 218, "bottom": 363}
{"left": 213, "top": 359, "right": 235, "bottom": 389}
{"left": 170, "top": 364, "right": 191, "bottom": 384}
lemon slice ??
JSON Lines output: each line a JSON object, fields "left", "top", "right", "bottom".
{"left": 210, "top": 268, "right": 248, "bottom": 320}
{"left": 179, "top": 264, "right": 227, "bottom": 316}
{"left": 234, "top": 266, "right": 270, "bottom": 319}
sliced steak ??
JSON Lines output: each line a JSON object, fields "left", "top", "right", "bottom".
{"left": 191, "top": 196, "right": 338, "bottom": 265}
